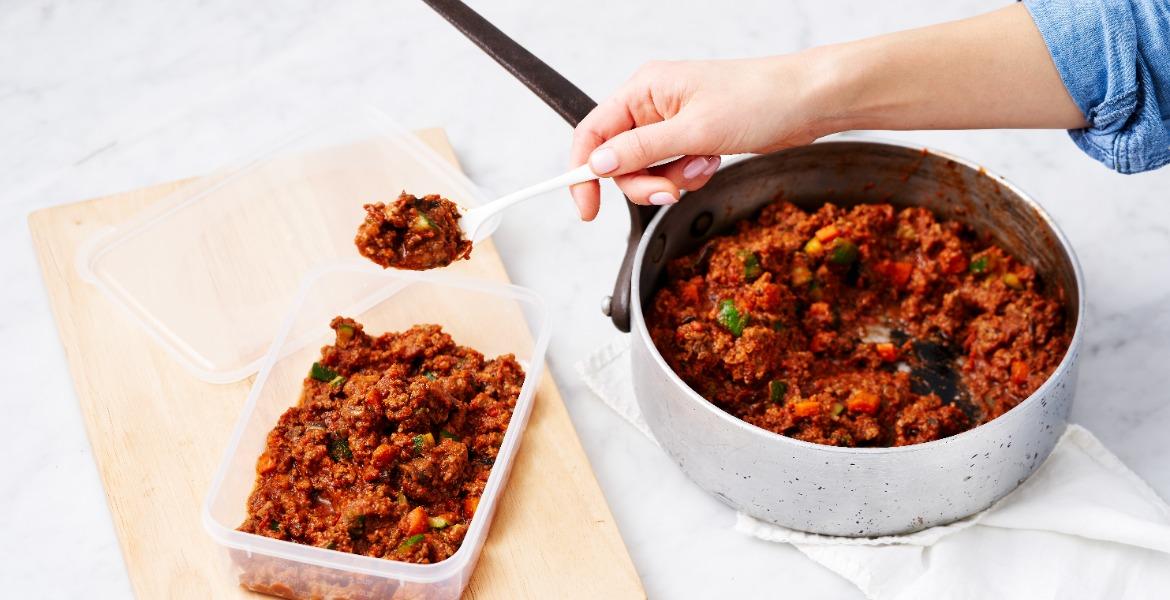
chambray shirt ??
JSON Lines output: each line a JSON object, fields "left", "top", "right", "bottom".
{"left": 1025, "top": 0, "right": 1170, "bottom": 173}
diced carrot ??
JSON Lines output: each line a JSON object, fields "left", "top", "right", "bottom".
{"left": 257, "top": 452, "right": 276, "bottom": 475}
{"left": 404, "top": 506, "right": 428, "bottom": 536}
{"left": 886, "top": 261, "right": 913, "bottom": 287}
{"left": 804, "top": 237, "right": 825, "bottom": 256}
{"left": 792, "top": 401, "right": 822, "bottom": 418}
{"left": 1010, "top": 360, "right": 1029, "bottom": 385}
{"left": 755, "top": 282, "right": 782, "bottom": 311}
{"left": 365, "top": 388, "right": 384, "bottom": 410}
{"left": 815, "top": 224, "right": 841, "bottom": 243}
{"left": 791, "top": 265, "right": 813, "bottom": 287}
{"left": 371, "top": 443, "right": 395, "bottom": 467}
{"left": 846, "top": 391, "right": 881, "bottom": 415}
{"left": 464, "top": 496, "right": 480, "bottom": 518}
{"left": 875, "top": 342, "right": 898, "bottom": 362}
{"left": 1003, "top": 272, "right": 1024, "bottom": 290}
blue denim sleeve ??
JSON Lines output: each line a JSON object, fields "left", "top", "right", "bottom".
{"left": 1024, "top": 0, "right": 1170, "bottom": 173}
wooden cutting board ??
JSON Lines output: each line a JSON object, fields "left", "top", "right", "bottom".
{"left": 28, "top": 129, "right": 644, "bottom": 599}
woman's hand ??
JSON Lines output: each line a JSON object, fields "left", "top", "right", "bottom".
{"left": 568, "top": 4, "right": 1086, "bottom": 221}
{"left": 568, "top": 54, "right": 841, "bottom": 220}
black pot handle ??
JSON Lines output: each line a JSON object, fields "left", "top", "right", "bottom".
{"left": 421, "top": 0, "right": 654, "bottom": 332}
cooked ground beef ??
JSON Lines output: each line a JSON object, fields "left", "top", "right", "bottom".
{"left": 646, "top": 201, "right": 1070, "bottom": 447}
{"left": 239, "top": 317, "right": 524, "bottom": 564}
{"left": 355, "top": 193, "right": 471, "bottom": 270}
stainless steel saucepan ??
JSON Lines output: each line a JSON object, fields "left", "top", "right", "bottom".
{"left": 424, "top": 0, "right": 1085, "bottom": 536}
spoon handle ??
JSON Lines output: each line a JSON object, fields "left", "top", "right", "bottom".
{"left": 487, "top": 155, "right": 683, "bottom": 215}
{"left": 461, "top": 155, "right": 686, "bottom": 239}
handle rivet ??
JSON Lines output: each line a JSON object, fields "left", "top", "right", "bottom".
{"left": 601, "top": 295, "right": 613, "bottom": 317}
{"left": 650, "top": 234, "right": 668, "bottom": 263}
{"left": 691, "top": 211, "right": 714, "bottom": 238}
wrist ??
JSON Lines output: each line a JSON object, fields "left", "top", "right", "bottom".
{"left": 796, "top": 43, "right": 873, "bottom": 137}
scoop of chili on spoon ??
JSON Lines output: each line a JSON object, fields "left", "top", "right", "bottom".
{"left": 354, "top": 156, "right": 685, "bottom": 270}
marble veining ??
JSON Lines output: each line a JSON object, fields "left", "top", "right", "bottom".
{"left": 2, "top": 1, "right": 1168, "bottom": 598}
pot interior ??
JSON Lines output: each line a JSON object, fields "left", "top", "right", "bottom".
{"left": 634, "top": 141, "right": 1082, "bottom": 342}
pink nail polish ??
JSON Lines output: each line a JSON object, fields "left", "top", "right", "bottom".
{"left": 649, "top": 191, "right": 677, "bottom": 205}
{"left": 702, "top": 156, "right": 721, "bottom": 177}
{"left": 682, "top": 156, "right": 709, "bottom": 179}
{"left": 590, "top": 148, "right": 620, "bottom": 174}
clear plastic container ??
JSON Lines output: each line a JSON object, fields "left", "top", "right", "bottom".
{"left": 203, "top": 262, "right": 549, "bottom": 600}
{"left": 77, "top": 106, "right": 494, "bottom": 383}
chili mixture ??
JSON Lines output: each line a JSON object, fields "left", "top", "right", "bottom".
{"left": 355, "top": 193, "right": 472, "bottom": 270}
{"left": 646, "top": 201, "right": 1070, "bottom": 447}
{"left": 239, "top": 317, "right": 524, "bottom": 564}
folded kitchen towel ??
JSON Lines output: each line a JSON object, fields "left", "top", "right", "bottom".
{"left": 577, "top": 335, "right": 1170, "bottom": 600}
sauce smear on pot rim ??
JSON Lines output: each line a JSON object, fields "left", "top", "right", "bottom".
{"left": 355, "top": 192, "right": 472, "bottom": 270}
{"left": 645, "top": 201, "right": 1071, "bottom": 447}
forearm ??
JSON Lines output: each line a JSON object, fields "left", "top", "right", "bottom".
{"left": 809, "top": 3, "right": 1088, "bottom": 135}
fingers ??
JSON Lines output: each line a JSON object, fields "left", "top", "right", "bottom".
{"left": 566, "top": 61, "right": 709, "bottom": 218}
{"left": 654, "top": 155, "right": 721, "bottom": 192}
{"left": 613, "top": 171, "right": 681, "bottom": 206}
{"left": 612, "top": 154, "right": 722, "bottom": 206}
{"left": 569, "top": 97, "right": 639, "bottom": 221}
{"left": 570, "top": 153, "right": 723, "bottom": 218}
{"left": 569, "top": 180, "right": 601, "bottom": 222}
{"left": 587, "top": 118, "right": 699, "bottom": 178}
{"left": 571, "top": 97, "right": 637, "bottom": 166}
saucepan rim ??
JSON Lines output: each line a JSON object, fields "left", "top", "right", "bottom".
{"left": 630, "top": 136, "right": 1086, "bottom": 456}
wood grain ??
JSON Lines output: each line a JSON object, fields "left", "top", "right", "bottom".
{"left": 28, "top": 129, "right": 644, "bottom": 599}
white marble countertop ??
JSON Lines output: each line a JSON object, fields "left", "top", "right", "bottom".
{"left": 3, "top": 0, "right": 1168, "bottom": 597}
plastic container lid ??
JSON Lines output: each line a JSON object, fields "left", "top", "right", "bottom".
{"left": 77, "top": 106, "right": 492, "bottom": 383}
{"left": 203, "top": 263, "right": 549, "bottom": 599}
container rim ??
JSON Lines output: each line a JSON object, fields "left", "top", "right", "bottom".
{"left": 202, "top": 260, "right": 551, "bottom": 583}
{"left": 630, "top": 137, "right": 1086, "bottom": 456}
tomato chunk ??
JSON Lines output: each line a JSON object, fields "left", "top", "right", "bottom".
{"left": 810, "top": 331, "right": 834, "bottom": 353}
{"left": 942, "top": 252, "right": 968, "bottom": 274}
{"left": 807, "top": 301, "right": 833, "bottom": 326}
{"left": 679, "top": 278, "right": 702, "bottom": 304}
{"left": 875, "top": 342, "right": 898, "bottom": 362}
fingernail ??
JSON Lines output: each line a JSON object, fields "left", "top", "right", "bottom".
{"left": 649, "top": 191, "right": 677, "bottom": 205}
{"left": 682, "top": 156, "right": 709, "bottom": 179}
{"left": 702, "top": 155, "right": 721, "bottom": 177}
{"left": 590, "top": 147, "right": 620, "bottom": 174}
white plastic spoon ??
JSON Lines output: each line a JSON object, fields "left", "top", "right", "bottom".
{"left": 458, "top": 155, "right": 684, "bottom": 240}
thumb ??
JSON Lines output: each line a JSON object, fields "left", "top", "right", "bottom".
{"left": 588, "top": 118, "right": 700, "bottom": 177}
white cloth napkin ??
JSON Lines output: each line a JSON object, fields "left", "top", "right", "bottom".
{"left": 577, "top": 335, "right": 1170, "bottom": 600}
